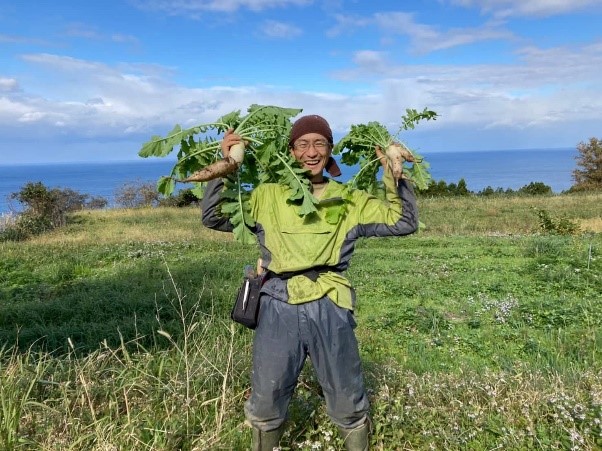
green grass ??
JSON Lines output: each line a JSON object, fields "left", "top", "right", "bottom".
{"left": 1, "top": 193, "right": 601, "bottom": 450}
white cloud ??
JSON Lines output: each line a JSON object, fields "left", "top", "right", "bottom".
{"left": 351, "top": 50, "right": 389, "bottom": 74}
{"left": 63, "top": 23, "right": 140, "bottom": 45}
{"left": 376, "top": 12, "right": 514, "bottom": 53}
{"left": 63, "top": 24, "right": 102, "bottom": 40}
{"left": 330, "top": 39, "right": 602, "bottom": 133}
{"left": 2, "top": 39, "right": 601, "bottom": 156}
{"left": 0, "top": 97, "right": 31, "bottom": 120}
{"left": 329, "top": 12, "right": 514, "bottom": 54}
{"left": 326, "top": 14, "right": 372, "bottom": 37}
{"left": 0, "top": 34, "right": 49, "bottom": 46}
{"left": 18, "top": 111, "right": 50, "bottom": 123}
{"left": 132, "top": 0, "right": 313, "bottom": 14}
{"left": 260, "top": 20, "right": 303, "bottom": 38}
{"left": 337, "top": 38, "right": 602, "bottom": 89}
{"left": 447, "top": 0, "right": 602, "bottom": 17}
{"left": 111, "top": 33, "right": 141, "bottom": 45}
{"left": 0, "top": 78, "right": 20, "bottom": 92}
{"left": 2, "top": 54, "right": 302, "bottom": 141}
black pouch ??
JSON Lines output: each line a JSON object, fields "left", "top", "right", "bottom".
{"left": 231, "top": 275, "right": 263, "bottom": 329}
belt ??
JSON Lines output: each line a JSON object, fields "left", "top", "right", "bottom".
{"left": 266, "top": 265, "right": 341, "bottom": 283}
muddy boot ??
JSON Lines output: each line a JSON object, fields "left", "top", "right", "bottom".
{"left": 252, "top": 424, "right": 285, "bottom": 451}
{"left": 338, "top": 418, "right": 371, "bottom": 451}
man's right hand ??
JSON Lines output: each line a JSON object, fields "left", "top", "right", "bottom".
{"left": 221, "top": 128, "right": 244, "bottom": 159}
{"left": 375, "top": 146, "right": 388, "bottom": 170}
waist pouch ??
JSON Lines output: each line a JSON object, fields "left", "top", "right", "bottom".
{"left": 231, "top": 275, "right": 264, "bottom": 329}
{"left": 231, "top": 266, "right": 341, "bottom": 329}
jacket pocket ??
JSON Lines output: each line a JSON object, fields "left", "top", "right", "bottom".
{"left": 279, "top": 225, "right": 334, "bottom": 262}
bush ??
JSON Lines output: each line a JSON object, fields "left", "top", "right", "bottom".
{"left": 87, "top": 196, "right": 109, "bottom": 210}
{"left": 1, "top": 182, "right": 107, "bottom": 241}
{"left": 10, "top": 182, "right": 65, "bottom": 227}
{"left": 535, "top": 208, "right": 579, "bottom": 235}
{"left": 158, "top": 188, "right": 200, "bottom": 208}
{"left": 114, "top": 181, "right": 160, "bottom": 208}
{"left": 517, "top": 182, "right": 552, "bottom": 196}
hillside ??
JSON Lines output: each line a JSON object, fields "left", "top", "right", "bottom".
{"left": 1, "top": 193, "right": 601, "bottom": 450}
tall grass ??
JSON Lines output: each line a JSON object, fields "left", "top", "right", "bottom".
{"left": 1, "top": 194, "right": 601, "bottom": 449}
{"left": 0, "top": 347, "right": 54, "bottom": 450}
{"left": 1, "top": 271, "right": 253, "bottom": 450}
{"left": 418, "top": 191, "right": 602, "bottom": 235}
{"left": 0, "top": 212, "right": 17, "bottom": 233}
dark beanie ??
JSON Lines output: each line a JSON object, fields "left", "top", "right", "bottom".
{"left": 289, "top": 115, "right": 333, "bottom": 146}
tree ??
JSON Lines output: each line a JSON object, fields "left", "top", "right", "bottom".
{"left": 455, "top": 178, "right": 470, "bottom": 196}
{"left": 518, "top": 182, "right": 552, "bottom": 196}
{"left": 572, "top": 137, "right": 602, "bottom": 191}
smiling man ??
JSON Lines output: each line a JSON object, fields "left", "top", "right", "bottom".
{"left": 288, "top": 115, "right": 342, "bottom": 192}
{"left": 201, "top": 114, "right": 419, "bottom": 450}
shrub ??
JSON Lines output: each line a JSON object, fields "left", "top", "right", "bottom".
{"left": 10, "top": 182, "right": 62, "bottom": 225}
{"left": 535, "top": 208, "right": 580, "bottom": 235}
{"left": 114, "top": 181, "right": 160, "bottom": 208}
{"left": 1, "top": 182, "right": 107, "bottom": 241}
{"left": 158, "top": 188, "right": 200, "bottom": 208}
{"left": 518, "top": 182, "right": 552, "bottom": 196}
{"left": 87, "top": 196, "right": 108, "bottom": 210}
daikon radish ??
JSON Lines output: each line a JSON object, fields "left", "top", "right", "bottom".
{"left": 229, "top": 142, "right": 245, "bottom": 164}
{"left": 178, "top": 157, "right": 239, "bottom": 182}
{"left": 386, "top": 143, "right": 415, "bottom": 179}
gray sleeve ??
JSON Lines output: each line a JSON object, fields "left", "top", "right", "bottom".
{"left": 393, "top": 179, "right": 419, "bottom": 235}
{"left": 200, "top": 179, "right": 234, "bottom": 233}
{"left": 356, "top": 179, "right": 419, "bottom": 238}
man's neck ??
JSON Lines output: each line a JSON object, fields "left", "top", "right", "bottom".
{"left": 311, "top": 177, "right": 328, "bottom": 197}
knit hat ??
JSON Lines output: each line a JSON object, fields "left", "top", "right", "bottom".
{"left": 289, "top": 115, "right": 341, "bottom": 177}
{"left": 289, "top": 115, "right": 333, "bottom": 146}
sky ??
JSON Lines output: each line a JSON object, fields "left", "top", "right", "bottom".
{"left": 1, "top": 0, "right": 601, "bottom": 164}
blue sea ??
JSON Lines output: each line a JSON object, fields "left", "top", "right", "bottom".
{"left": 0, "top": 148, "right": 578, "bottom": 214}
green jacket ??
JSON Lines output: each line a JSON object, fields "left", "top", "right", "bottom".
{"left": 201, "top": 170, "right": 418, "bottom": 310}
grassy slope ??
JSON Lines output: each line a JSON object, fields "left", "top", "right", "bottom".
{"left": 1, "top": 193, "right": 601, "bottom": 450}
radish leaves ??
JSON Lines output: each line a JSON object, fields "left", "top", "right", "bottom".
{"left": 333, "top": 108, "right": 437, "bottom": 193}
{"left": 139, "top": 105, "right": 437, "bottom": 244}
{"left": 138, "top": 104, "right": 315, "bottom": 243}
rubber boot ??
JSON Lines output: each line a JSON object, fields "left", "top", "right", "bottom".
{"left": 252, "top": 424, "right": 285, "bottom": 451}
{"left": 338, "top": 418, "right": 371, "bottom": 451}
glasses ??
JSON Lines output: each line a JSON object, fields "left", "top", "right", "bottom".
{"left": 293, "top": 140, "right": 330, "bottom": 152}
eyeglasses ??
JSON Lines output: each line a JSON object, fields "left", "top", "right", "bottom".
{"left": 293, "top": 140, "right": 330, "bottom": 152}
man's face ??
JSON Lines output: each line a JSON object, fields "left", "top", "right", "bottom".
{"left": 290, "top": 133, "right": 331, "bottom": 178}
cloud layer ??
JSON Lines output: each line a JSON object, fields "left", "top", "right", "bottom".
{"left": 1, "top": 0, "right": 601, "bottom": 162}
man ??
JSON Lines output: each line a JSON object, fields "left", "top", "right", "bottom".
{"left": 201, "top": 115, "right": 418, "bottom": 450}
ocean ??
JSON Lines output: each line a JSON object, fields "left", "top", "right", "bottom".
{"left": 0, "top": 148, "right": 578, "bottom": 214}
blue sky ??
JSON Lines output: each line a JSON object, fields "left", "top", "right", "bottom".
{"left": 1, "top": 0, "right": 601, "bottom": 164}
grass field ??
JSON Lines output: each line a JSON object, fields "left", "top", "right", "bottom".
{"left": 1, "top": 192, "right": 601, "bottom": 450}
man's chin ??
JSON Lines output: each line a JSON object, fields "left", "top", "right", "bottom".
{"left": 303, "top": 165, "right": 325, "bottom": 176}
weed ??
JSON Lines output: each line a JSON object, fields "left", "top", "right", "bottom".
{"left": 536, "top": 208, "right": 580, "bottom": 235}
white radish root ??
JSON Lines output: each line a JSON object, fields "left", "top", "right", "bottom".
{"left": 386, "top": 143, "right": 415, "bottom": 179}
{"left": 178, "top": 157, "right": 239, "bottom": 182}
{"left": 229, "top": 142, "right": 245, "bottom": 164}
